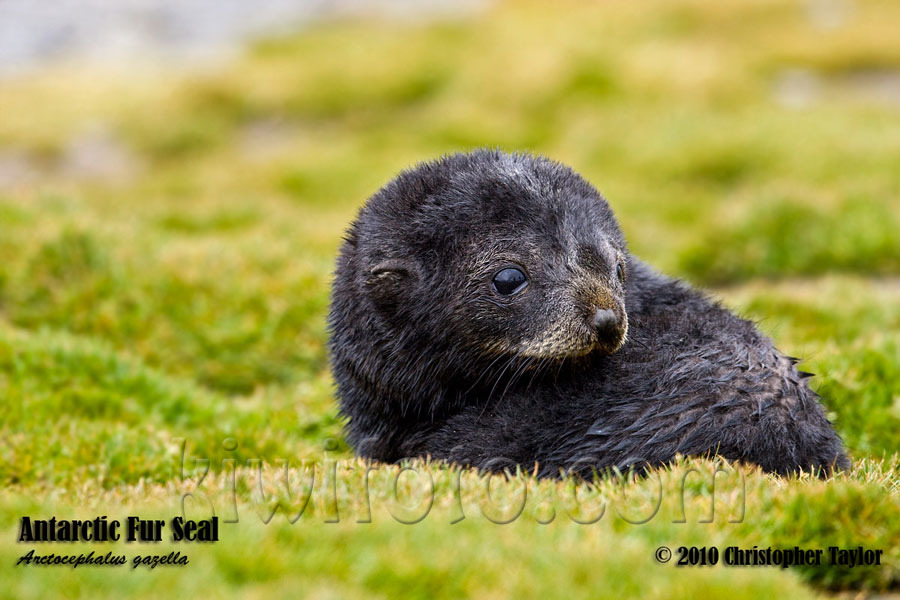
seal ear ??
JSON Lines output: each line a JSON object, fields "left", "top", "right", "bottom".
{"left": 365, "top": 259, "right": 418, "bottom": 313}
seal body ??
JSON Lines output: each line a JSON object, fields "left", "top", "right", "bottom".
{"left": 328, "top": 150, "right": 849, "bottom": 476}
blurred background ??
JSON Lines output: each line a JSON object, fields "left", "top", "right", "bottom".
{"left": 2, "top": 0, "right": 899, "bottom": 473}
{"left": 1, "top": 1, "right": 899, "bottom": 596}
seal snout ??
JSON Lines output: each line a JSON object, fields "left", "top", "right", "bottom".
{"left": 593, "top": 308, "right": 619, "bottom": 337}
{"left": 591, "top": 306, "right": 627, "bottom": 354}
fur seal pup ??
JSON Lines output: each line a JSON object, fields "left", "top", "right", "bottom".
{"left": 328, "top": 150, "right": 850, "bottom": 476}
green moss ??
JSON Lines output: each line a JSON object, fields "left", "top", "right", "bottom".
{"left": 156, "top": 209, "right": 260, "bottom": 234}
{"left": 1, "top": 0, "right": 899, "bottom": 596}
{"left": 813, "top": 338, "right": 900, "bottom": 456}
{"left": 679, "top": 197, "right": 900, "bottom": 284}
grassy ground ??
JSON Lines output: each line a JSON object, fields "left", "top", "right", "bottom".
{"left": 2, "top": 0, "right": 899, "bottom": 597}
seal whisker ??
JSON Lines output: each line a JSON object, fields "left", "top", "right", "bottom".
{"left": 465, "top": 351, "right": 509, "bottom": 395}
{"left": 479, "top": 352, "right": 522, "bottom": 419}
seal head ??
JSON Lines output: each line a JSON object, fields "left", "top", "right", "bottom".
{"left": 329, "top": 150, "right": 628, "bottom": 436}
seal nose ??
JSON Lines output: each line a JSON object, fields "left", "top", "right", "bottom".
{"left": 593, "top": 308, "right": 619, "bottom": 338}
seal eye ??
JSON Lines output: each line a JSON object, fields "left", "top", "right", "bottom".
{"left": 492, "top": 267, "right": 528, "bottom": 296}
{"left": 616, "top": 263, "right": 625, "bottom": 284}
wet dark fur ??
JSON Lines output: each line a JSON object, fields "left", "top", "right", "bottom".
{"left": 328, "top": 150, "right": 850, "bottom": 477}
